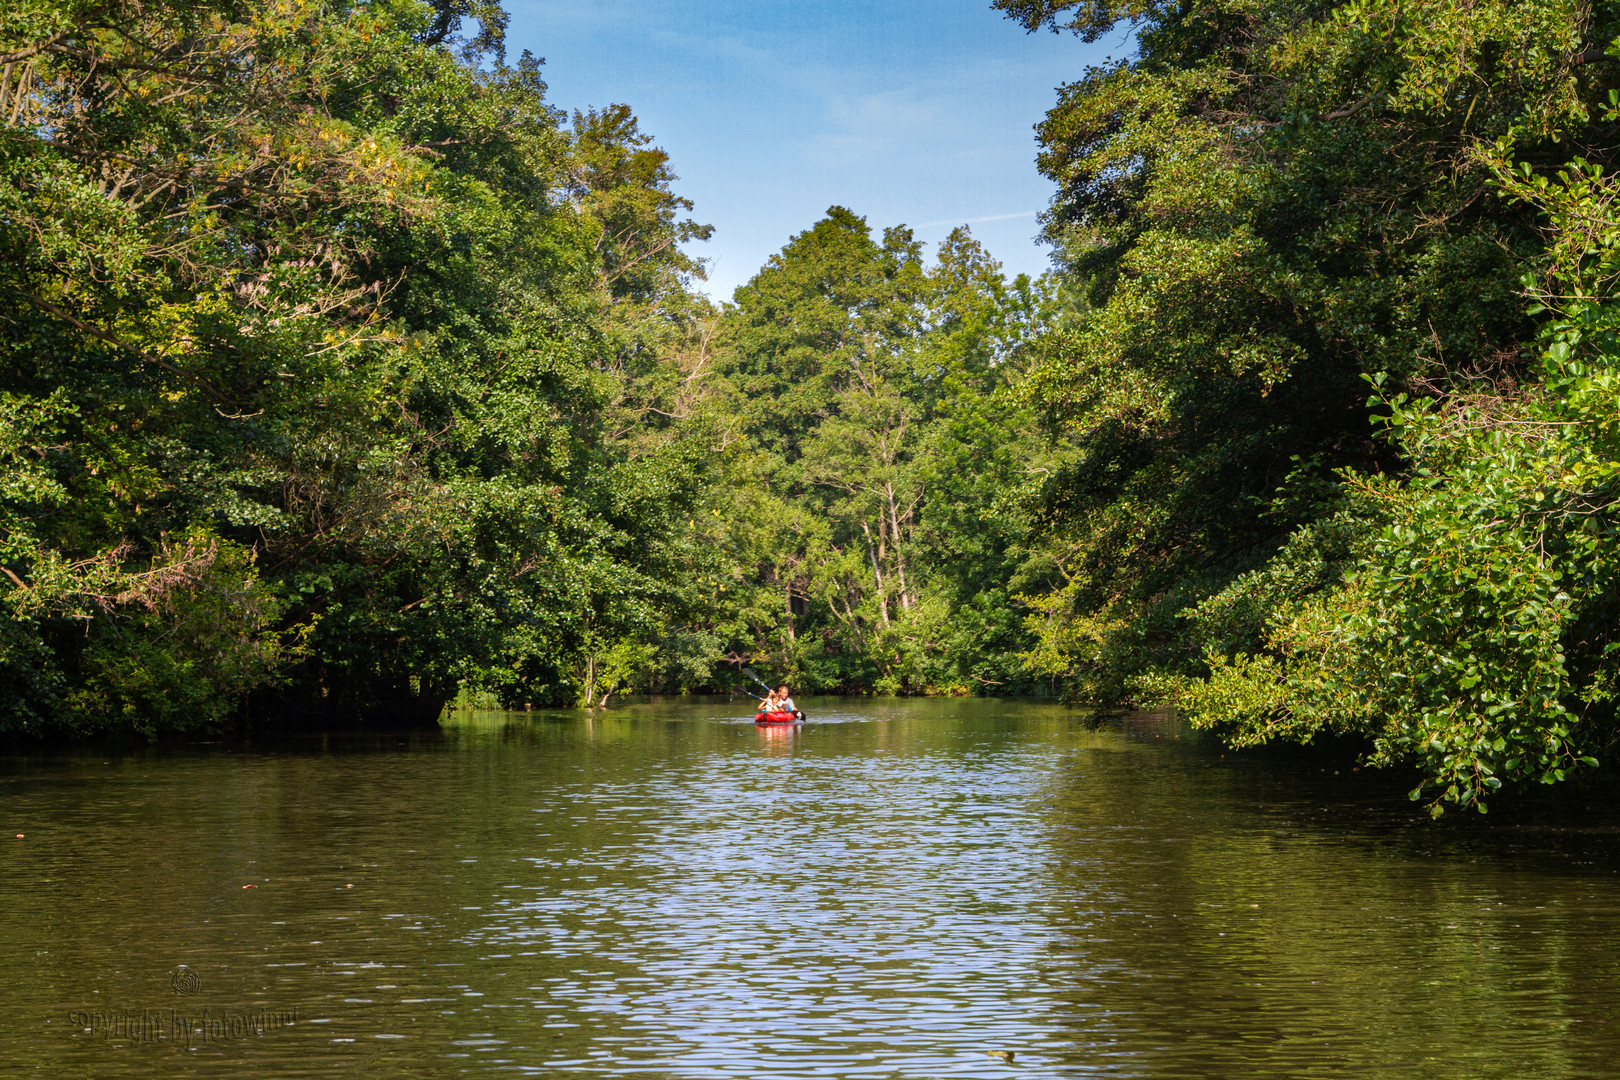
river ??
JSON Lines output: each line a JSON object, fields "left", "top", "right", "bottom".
{"left": 2, "top": 697, "right": 1618, "bottom": 1077}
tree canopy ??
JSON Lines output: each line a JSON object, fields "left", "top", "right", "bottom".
{"left": 0, "top": 0, "right": 715, "bottom": 728}
{"left": 5, "top": 0, "right": 1620, "bottom": 815}
{"left": 998, "top": 0, "right": 1620, "bottom": 812}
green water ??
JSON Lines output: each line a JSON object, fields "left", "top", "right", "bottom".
{"left": 2, "top": 698, "right": 1618, "bottom": 1078}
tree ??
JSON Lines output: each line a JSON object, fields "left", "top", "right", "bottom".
{"left": 1186, "top": 85, "right": 1620, "bottom": 814}
{"left": 0, "top": 0, "right": 718, "bottom": 731}
{"left": 709, "top": 211, "right": 1064, "bottom": 693}
{"left": 1001, "top": 0, "right": 1620, "bottom": 807}
{"left": 1001, "top": 0, "right": 1619, "bottom": 699}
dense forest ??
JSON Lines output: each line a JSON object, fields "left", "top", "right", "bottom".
{"left": 2, "top": 0, "right": 1617, "bottom": 812}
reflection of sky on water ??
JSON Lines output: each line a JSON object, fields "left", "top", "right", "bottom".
{"left": 464, "top": 704, "right": 1091, "bottom": 1074}
{"left": 7, "top": 698, "right": 1620, "bottom": 1077}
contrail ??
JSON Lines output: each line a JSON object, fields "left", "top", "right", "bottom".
{"left": 915, "top": 210, "right": 1041, "bottom": 229}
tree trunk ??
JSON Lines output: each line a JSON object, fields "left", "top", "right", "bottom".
{"left": 583, "top": 647, "right": 596, "bottom": 709}
{"left": 861, "top": 522, "right": 890, "bottom": 626}
{"left": 886, "top": 481, "right": 913, "bottom": 611}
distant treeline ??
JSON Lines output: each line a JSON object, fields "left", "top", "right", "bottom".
{"left": 3, "top": 0, "right": 1619, "bottom": 813}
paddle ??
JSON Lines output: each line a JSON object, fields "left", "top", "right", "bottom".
{"left": 740, "top": 667, "right": 774, "bottom": 695}
{"left": 730, "top": 684, "right": 770, "bottom": 720}
{"left": 740, "top": 668, "right": 779, "bottom": 720}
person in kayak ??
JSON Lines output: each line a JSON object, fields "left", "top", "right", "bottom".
{"left": 754, "top": 686, "right": 800, "bottom": 722}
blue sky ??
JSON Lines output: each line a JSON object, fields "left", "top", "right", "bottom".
{"left": 505, "top": 0, "right": 1121, "bottom": 300}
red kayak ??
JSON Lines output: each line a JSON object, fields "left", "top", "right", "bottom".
{"left": 754, "top": 710, "right": 805, "bottom": 725}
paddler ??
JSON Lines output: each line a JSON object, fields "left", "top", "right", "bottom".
{"left": 774, "top": 685, "right": 798, "bottom": 719}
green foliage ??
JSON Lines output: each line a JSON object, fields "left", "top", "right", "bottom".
{"left": 1005, "top": 0, "right": 1620, "bottom": 806}
{"left": 695, "top": 209, "right": 1070, "bottom": 695}
{"left": 1003, "top": 4, "right": 1608, "bottom": 666}
{"left": 16, "top": 0, "right": 1612, "bottom": 793}
{"left": 1187, "top": 85, "right": 1620, "bottom": 813}
{"left": 54, "top": 531, "right": 310, "bottom": 737}
{"left": 0, "top": 0, "right": 721, "bottom": 732}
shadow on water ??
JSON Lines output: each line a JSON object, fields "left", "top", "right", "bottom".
{"left": 1112, "top": 711, "right": 1620, "bottom": 877}
{"left": 1032, "top": 709, "right": 1620, "bottom": 1078}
